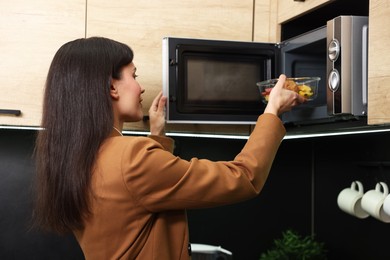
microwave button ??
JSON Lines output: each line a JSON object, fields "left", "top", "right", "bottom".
{"left": 328, "top": 69, "right": 340, "bottom": 92}
{"left": 328, "top": 39, "right": 340, "bottom": 61}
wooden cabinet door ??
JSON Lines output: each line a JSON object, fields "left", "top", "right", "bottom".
{"left": 277, "top": 0, "right": 334, "bottom": 23}
{"left": 368, "top": 0, "right": 390, "bottom": 125}
{"left": 0, "top": 0, "right": 86, "bottom": 126}
{"left": 86, "top": 0, "right": 254, "bottom": 132}
{"left": 253, "top": 0, "right": 279, "bottom": 42}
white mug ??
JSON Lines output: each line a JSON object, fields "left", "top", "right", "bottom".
{"left": 361, "top": 182, "right": 390, "bottom": 223}
{"left": 337, "top": 181, "right": 369, "bottom": 219}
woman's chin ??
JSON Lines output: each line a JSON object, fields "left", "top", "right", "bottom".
{"left": 124, "top": 113, "right": 144, "bottom": 123}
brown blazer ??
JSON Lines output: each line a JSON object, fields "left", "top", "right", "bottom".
{"left": 73, "top": 113, "right": 286, "bottom": 259}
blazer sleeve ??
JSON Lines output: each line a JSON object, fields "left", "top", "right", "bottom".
{"left": 121, "top": 113, "right": 286, "bottom": 212}
{"left": 147, "top": 135, "right": 174, "bottom": 153}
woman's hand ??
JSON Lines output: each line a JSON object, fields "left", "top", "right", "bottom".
{"left": 264, "top": 74, "right": 306, "bottom": 116}
{"left": 149, "top": 91, "right": 167, "bottom": 136}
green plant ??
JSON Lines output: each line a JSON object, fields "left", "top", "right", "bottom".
{"left": 259, "top": 229, "right": 327, "bottom": 260}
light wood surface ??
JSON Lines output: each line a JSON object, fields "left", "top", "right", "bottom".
{"left": 0, "top": 0, "right": 86, "bottom": 126}
{"left": 254, "top": 0, "right": 280, "bottom": 42}
{"left": 368, "top": 0, "right": 390, "bottom": 125}
{"left": 277, "top": 0, "right": 334, "bottom": 23}
{"left": 3, "top": 0, "right": 388, "bottom": 130}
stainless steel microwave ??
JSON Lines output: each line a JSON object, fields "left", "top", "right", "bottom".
{"left": 162, "top": 16, "right": 368, "bottom": 125}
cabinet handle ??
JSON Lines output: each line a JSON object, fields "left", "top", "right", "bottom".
{"left": 0, "top": 109, "right": 22, "bottom": 116}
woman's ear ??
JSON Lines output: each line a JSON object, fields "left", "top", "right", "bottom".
{"left": 110, "top": 81, "right": 119, "bottom": 100}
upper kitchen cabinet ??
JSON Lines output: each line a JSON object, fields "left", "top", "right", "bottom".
{"left": 253, "top": 0, "right": 279, "bottom": 42}
{"left": 277, "top": 0, "right": 335, "bottom": 24}
{"left": 0, "top": 0, "right": 86, "bottom": 127}
{"left": 279, "top": 0, "right": 369, "bottom": 40}
{"left": 367, "top": 0, "right": 390, "bottom": 125}
{"left": 86, "top": 0, "right": 254, "bottom": 132}
{"left": 253, "top": 0, "right": 360, "bottom": 42}
{"left": 253, "top": 0, "right": 338, "bottom": 44}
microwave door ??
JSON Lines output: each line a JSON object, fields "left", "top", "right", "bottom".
{"left": 163, "top": 37, "right": 280, "bottom": 124}
{"left": 279, "top": 26, "right": 334, "bottom": 125}
{"left": 279, "top": 26, "right": 327, "bottom": 77}
{"left": 253, "top": 42, "right": 281, "bottom": 79}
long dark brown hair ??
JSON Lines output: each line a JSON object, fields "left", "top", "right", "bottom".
{"left": 33, "top": 37, "right": 133, "bottom": 234}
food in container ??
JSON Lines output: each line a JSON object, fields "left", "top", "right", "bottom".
{"left": 257, "top": 77, "right": 320, "bottom": 104}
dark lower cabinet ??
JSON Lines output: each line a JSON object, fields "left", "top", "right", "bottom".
{"left": 1, "top": 129, "right": 390, "bottom": 259}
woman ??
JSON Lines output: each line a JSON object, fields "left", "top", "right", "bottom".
{"left": 33, "top": 37, "right": 305, "bottom": 259}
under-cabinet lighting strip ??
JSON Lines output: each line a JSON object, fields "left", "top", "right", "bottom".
{"left": 2, "top": 125, "right": 390, "bottom": 139}
{"left": 0, "top": 125, "right": 43, "bottom": 131}
{"left": 284, "top": 128, "right": 390, "bottom": 139}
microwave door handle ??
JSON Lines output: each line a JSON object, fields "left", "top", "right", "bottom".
{"left": 362, "top": 25, "right": 368, "bottom": 106}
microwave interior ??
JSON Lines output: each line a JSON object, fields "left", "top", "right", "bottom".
{"left": 163, "top": 27, "right": 329, "bottom": 124}
{"left": 180, "top": 50, "right": 271, "bottom": 115}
